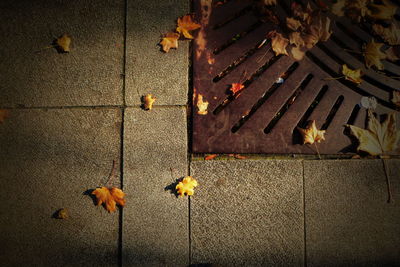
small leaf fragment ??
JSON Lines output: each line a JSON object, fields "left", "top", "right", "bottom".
{"left": 197, "top": 94, "right": 209, "bottom": 115}
{"left": 205, "top": 154, "right": 218, "bottom": 160}
{"left": 55, "top": 208, "right": 68, "bottom": 219}
{"left": 0, "top": 110, "right": 9, "bottom": 123}
{"left": 230, "top": 83, "right": 245, "bottom": 95}
{"left": 297, "top": 120, "right": 326, "bottom": 145}
{"left": 392, "top": 90, "right": 400, "bottom": 106}
{"left": 142, "top": 94, "right": 156, "bottom": 110}
{"left": 368, "top": 0, "right": 397, "bottom": 20}
{"left": 342, "top": 64, "right": 363, "bottom": 84}
{"left": 286, "top": 17, "right": 302, "bottom": 31}
{"left": 176, "top": 176, "right": 198, "bottom": 197}
{"left": 160, "top": 32, "right": 180, "bottom": 53}
{"left": 55, "top": 34, "right": 71, "bottom": 52}
{"left": 92, "top": 187, "right": 126, "bottom": 213}
{"left": 176, "top": 14, "right": 201, "bottom": 39}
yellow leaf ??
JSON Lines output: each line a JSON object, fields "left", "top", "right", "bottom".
{"left": 92, "top": 187, "right": 126, "bottom": 213}
{"left": 176, "top": 14, "right": 201, "bottom": 39}
{"left": 264, "top": 0, "right": 277, "bottom": 6}
{"left": 286, "top": 17, "right": 302, "bottom": 31}
{"left": 289, "top": 32, "right": 305, "bottom": 47}
{"left": 372, "top": 23, "right": 400, "bottom": 46}
{"left": 297, "top": 120, "right": 326, "bottom": 145}
{"left": 176, "top": 176, "right": 198, "bottom": 197}
{"left": 55, "top": 208, "right": 68, "bottom": 219}
{"left": 267, "top": 30, "right": 289, "bottom": 56}
{"left": 291, "top": 46, "right": 306, "bottom": 61}
{"left": 331, "top": 0, "right": 346, "bottom": 16}
{"left": 342, "top": 64, "right": 363, "bottom": 84}
{"left": 142, "top": 94, "right": 156, "bottom": 110}
{"left": 303, "top": 15, "right": 332, "bottom": 49}
{"left": 55, "top": 34, "right": 71, "bottom": 52}
{"left": 346, "top": 110, "right": 400, "bottom": 156}
{"left": 160, "top": 32, "right": 180, "bottom": 53}
{"left": 363, "top": 39, "right": 386, "bottom": 70}
{"left": 368, "top": 0, "right": 397, "bottom": 20}
{"left": 197, "top": 94, "right": 209, "bottom": 115}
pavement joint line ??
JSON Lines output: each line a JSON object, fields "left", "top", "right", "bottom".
{"left": 302, "top": 160, "right": 307, "bottom": 267}
{"left": 0, "top": 105, "right": 188, "bottom": 110}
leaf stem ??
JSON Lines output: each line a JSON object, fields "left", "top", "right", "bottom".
{"left": 314, "top": 142, "right": 321, "bottom": 160}
{"left": 105, "top": 160, "right": 117, "bottom": 187}
{"left": 382, "top": 158, "right": 393, "bottom": 203}
{"left": 323, "top": 75, "right": 344, "bottom": 81}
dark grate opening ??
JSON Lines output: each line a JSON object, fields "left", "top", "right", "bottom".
{"left": 192, "top": 0, "right": 400, "bottom": 155}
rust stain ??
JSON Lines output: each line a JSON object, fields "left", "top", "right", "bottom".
{"left": 195, "top": 0, "right": 213, "bottom": 60}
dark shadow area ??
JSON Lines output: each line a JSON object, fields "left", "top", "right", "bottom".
{"left": 164, "top": 177, "right": 185, "bottom": 198}
{"left": 83, "top": 189, "right": 97, "bottom": 206}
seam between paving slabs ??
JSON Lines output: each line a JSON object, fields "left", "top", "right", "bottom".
{"left": 302, "top": 160, "right": 307, "bottom": 267}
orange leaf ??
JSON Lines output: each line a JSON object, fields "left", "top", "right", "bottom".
{"left": 160, "top": 32, "right": 180, "bottom": 52}
{"left": 205, "top": 154, "right": 218, "bottom": 160}
{"left": 233, "top": 154, "right": 247, "bottom": 159}
{"left": 0, "top": 110, "right": 9, "bottom": 123}
{"left": 142, "top": 94, "right": 156, "bottom": 110}
{"left": 230, "top": 83, "right": 244, "bottom": 95}
{"left": 297, "top": 120, "right": 326, "bottom": 145}
{"left": 92, "top": 187, "right": 126, "bottom": 213}
{"left": 176, "top": 176, "right": 198, "bottom": 197}
{"left": 176, "top": 14, "right": 201, "bottom": 39}
{"left": 197, "top": 94, "right": 209, "bottom": 115}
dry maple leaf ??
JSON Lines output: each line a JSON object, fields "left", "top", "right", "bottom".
{"left": 197, "top": 94, "right": 209, "bottom": 115}
{"left": 286, "top": 17, "right": 302, "bottom": 31}
{"left": 160, "top": 32, "right": 180, "bottom": 52}
{"left": 342, "top": 64, "right": 363, "bottom": 84}
{"left": 289, "top": 32, "right": 305, "bottom": 47}
{"left": 368, "top": 0, "right": 397, "bottom": 20}
{"left": 392, "top": 90, "right": 400, "bottom": 106}
{"left": 55, "top": 34, "right": 71, "bottom": 52}
{"left": 176, "top": 176, "right": 198, "bottom": 197}
{"left": 303, "top": 15, "right": 332, "bottom": 49}
{"left": 267, "top": 31, "right": 289, "bottom": 56}
{"left": 176, "top": 14, "right": 201, "bottom": 39}
{"left": 92, "top": 187, "right": 126, "bottom": 213}
{"left": 0, "top": 110, "right": 9, "bottom": 123}
{"left": 372, "top": 23, "right": 400, "bottom": 46}
{"left": 363, "top": 39, "right": 386, "bottom": 70}
{"left": 297, "top": 120, "right": 326, "bottom": 145}
{"left": 345, "top": 109, "right": 400, "bottom": 156}
{"left": 264, "top": 0, "right": 277, "bottom": 6}
{"left": 347, "top": 0, "right": 370, "bottom": 22}
{"left": 230, "top": 83, "right": 245, "bottom": 95}
{"left": 142, "top": 94, "right": 156, "bottom": 110}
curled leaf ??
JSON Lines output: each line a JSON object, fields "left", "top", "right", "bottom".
{"left": 197, "top": 94, "right": 209, "bottom": 115}
{"left": 297, "top": 120, "right": 326, "bottom": 145}
{"left": 160, "top": 32, "right": 180, "bottom": 53}
{"left": 176, "top": 176, "right": 198, "bottom": 197}
{"left": 289, "top": 32, "right": 305, "bottom": 47}
{"left": 286, "top": 17, "right": 302, "bottom": 31}
{"left": 363, "top": 39, "right": 386, "bottom": 70}
{"left": 267, "top": 30, "right": 289, "bottom": 56}
{"left": 176, "top": 14, "right": 201, "bottom": 39}
{"left": 92, "top": 187, "right": 126, "bottom": 213}
{"left": 368, "top": 0, "right": 397, "bottom": 20}
{"left": 342, "top": 64, "right": 363, "bottom": 84}
{"left": 142, "top": 94, "right": 156, "bottom": 110}
{"left": 331, "top": 0, "right": 346, "bottom": 16}
{"left": 55, "top": 34, "right": 71, "bottom": 52}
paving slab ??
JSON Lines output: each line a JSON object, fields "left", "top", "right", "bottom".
{"left": 123, "top": 107, "right": 188, "bottom": 266}
{"left": 125, "top": 0, "right": 189, "bottom": 106}
{"left": 0, "top": 0, "right": 124, "bottom": 107}
{"left": 190, "top": 160, "right": 304, "bottom": 266}
{"left": 0, "top": 108, "right": 122, "bottom": 266}
{"left": 304, "top": 159, "right": 400, "bottom": 267}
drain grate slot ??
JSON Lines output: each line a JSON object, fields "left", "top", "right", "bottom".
{"left": 321, "top": 95, "right": 345, "bottom": 130}
{"left": 296, "top": 85, "right": 329, "bottom": 129}
{"left": 213, "top": 5, "right": 253, "bottom": 30}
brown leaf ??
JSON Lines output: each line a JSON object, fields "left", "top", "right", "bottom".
{"left": 289, "top": 32, "right": 305, "bottom": 47}
{"left": 92, "top": 187, "right": 126, "bottom": 212}
{"left": 176, "top": 176, "right": 198, "bottom": 197}
{"left": 176, "top": 14, "right": 201, "bottom": 39}
{"left": 286, "top": 17, "right": 302, "bottom": 31}
{"left": 197, "top": 94, "right": 209, "bottom": 115}
{"left": 342, "top": 64, "right": 363, "bottom": 84}
{"left": 363, "top": 39, "right": 386, "bottom": 70}
{"left": 385, "top": 46, "right": 400, "bottom": 62}
{"left": 0, "top": 110, "right": 9, "bottom": 123}
{"left": 55, "top": 208, "right": 68, "bottom": 219}
{"left": 392, "top": 90, "right": 400, "bottom": 106}
{"left": 372, "top": 23, "right": 400, "bottom": 46}
{"left": 142, "top": 94, "right": 156, "bottom": 110}
{"left": 346, "top": 109, "right": 400, "bottom": 156}
{"left": 368, "top": 0, "right": 397, "bottom": 20}
{"left": 331, "top": 0, "right": 346, "bottom": 17}
{"left": 297, "top": 120, "right": 326, "bottom": 145}
{"left": 303, "top": 15, "right": 332, "bottom": 49}
{"left": 233, "top": 154, "right": 247, "bottom": 159}
{"left": 55, "top": 34, "right": 71, "bottom": 52}
{"left": 160, "top": 32, "right": 180, "bottom": 52}
{"left": 347, "top": 0, "right": 369, "bottom": 22}
{"left": 267, "top": 30, "right": 289, "bottom": 56}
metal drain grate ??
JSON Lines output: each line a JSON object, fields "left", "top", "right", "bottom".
{"left": 192, "top": 0, "right": 400, "bottom": 154}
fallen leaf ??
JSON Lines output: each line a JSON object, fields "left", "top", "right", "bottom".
{"left": 267, "top": 30, "right": 289, "bottom": 56}
{"left": 0, "top": 110, "right": 9, "bottom": 123}
{"left": 92, "top": 187, "right": 126, "bottom": 212}
{"left": 347, "top": 0, "right": 369, "bottom": 22}
{"left": 160, "top": 32, "right": 180, "bottom": 52}
{"left": 176, "top": 176, "right": 198, "bottom": 197}
{"left": 55, "top": 34, "right": 71, "bottom": 52}
{"left": 289, "top": 32, "right": 305, "bottom": 47}
{"left": 55, "top": 208, "right": 68, "bottom": 219}
{"left": 142, "top": 94, "right": 156, "bottom": 110}
{"left": 297, "top": 120, "right": 326, "bottom": 145}
{"left": 392, "top": 90, "right": 400, "bottom": 106}
{"left": 291, "top": 46, "right": 306, "bottom": 61}
{"left": 291, "top": 2, "right": 313, "bottom": 24}
{"left": 345, "top": 109, "right": 400, "bottom": 156}
{"left": 303, "top": 15, "right": 332, "bottom": 49}
{"left": 197, "top": 94, "right": 209, "bottom": 115}
{"left": 368, "top": 0, "right": 397, "bottom": 20}
{"left": 286, "top": 17, "right": 302, "bottom": 31}
{"left": 342, "top": 64, "right": 363, "bottom": 84}
{"left": 176, "top": 14, "right": 201, "bottom": 39}
{"left": 205, "top": 154, "right": 218, "bottom": 160}
{"left": 372, "top": 23, "right": 400, "bottom": 46}
{"left": 363, "top": 39, "right": 386, "bottom": 70}
{"left": 230, "top": 83, "right": 245, "bottom": 95}
{"left": 331, "top": 0, "right": 346, "bottom": 17}
{"left": 233, "top": 154, "right": 247, "bottom": 159}
{"left": 264, "top": 0, "right": 277, "bottom": 6}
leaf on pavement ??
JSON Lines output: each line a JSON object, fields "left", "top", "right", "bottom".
{"left": 92, "top": 187, "right": 126, "bottom": 213}
{"left": 176, "top": 176, "right": 198, "bottom": 197}
{"left": 368, "top": 0, "right": 397, "bottom": 20}
{"left": 55, "top": 34, "right": 71, "bottom": 52}
{"left": 142, "top": 94, "right": 156, "bottom": 110}
{"left": 176, "top": 14, "right": 201, "bottom": 39}
{"left": 372, "top": 23, "right": 400, "bottom": 46}
{"left": 160, "top": 32, "right": 180, "bottom": 52}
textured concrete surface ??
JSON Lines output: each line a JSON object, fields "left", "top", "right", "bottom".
{"left": 304, "top": 159, "right": 400, "bottom": 267}
{"left": 123, "top": 107, "right": 189, "bottom": 266}
{"left": 0, "top": 0, "right": 124, "bottom": 107}
{"left": 0, "top": 108, "right": 122, "bottom": 266}
{"left": 190, "top": 160, "right": 304, "bottom": 266}
{"left": 125, "top": 0, "right": 189, "bottom": 106}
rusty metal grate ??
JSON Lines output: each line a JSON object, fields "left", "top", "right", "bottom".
{"left": 192, "top": 0, "right": 400, "bottom": 154}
